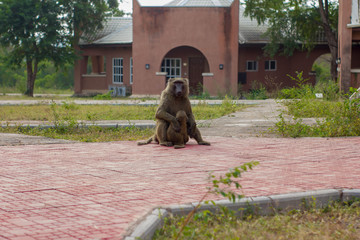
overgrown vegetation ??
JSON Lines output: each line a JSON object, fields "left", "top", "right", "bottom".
{"left": 271, "top": 71, "right": 360, "bottom": 137}
{"left": 0, "top": 98, "right": 245, "bottom": 142}
{"left": 0, "top": 125, "right": 154, "bottom": 142}
{"left": 154, "top": 198, "right": 360, "bottom": 240}
{"left": 0, "top": 98, "right": 244, "bottom": 122}
{"left": 169, "top": 161, "right": 259, "bottom": 240}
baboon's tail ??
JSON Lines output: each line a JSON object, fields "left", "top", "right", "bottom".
{"left": 137, "top": 136, "right": 154, "bottom": 145}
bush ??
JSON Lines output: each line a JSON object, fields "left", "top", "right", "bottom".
{"left": 278, "top": 71, "right": 315, "bottom": 99}
{"left": 244, "top": 81, "right": 268, "bottom": 100}
{"left": 278, "top": 71, "right": 339, "bottom": 101}
{"left": 273, "top": 99, "right": 360, "bottom": 137}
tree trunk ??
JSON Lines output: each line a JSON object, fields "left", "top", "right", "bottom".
{"left": 25, "top": 58, "right": 38, "bottom": 97}
{"left": 318, "top": 0, "right": 338, "bottom": 82}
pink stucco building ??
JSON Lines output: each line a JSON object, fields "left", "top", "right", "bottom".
{"left": 74, "top": 0, "right": 330, "bottom": 97}
{"left": 338, "top": 0, "right": 360, "bottom": 92}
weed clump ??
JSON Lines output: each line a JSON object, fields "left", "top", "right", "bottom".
{"left": 272, "top": 72, "right": 360, "bottom": 137}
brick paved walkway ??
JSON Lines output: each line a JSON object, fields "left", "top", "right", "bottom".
{"left": 1, "top": 136, "right": 359, "bottom": 239}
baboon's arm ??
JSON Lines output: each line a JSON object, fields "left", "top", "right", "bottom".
{"left": 156, "top": 109, "right": 181, "bottom": 132}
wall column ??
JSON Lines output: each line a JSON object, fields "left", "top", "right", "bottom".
{"left": 338, "top": 0, "right": 353, "bottom": 92}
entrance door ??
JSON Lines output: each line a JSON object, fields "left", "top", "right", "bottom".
{"left": 188, "top": 57, "right": 204, "bottom": 95}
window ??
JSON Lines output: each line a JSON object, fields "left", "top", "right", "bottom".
{"left": 161, "top": 58, "right": 181, "bottom": 79}
{"left": 113, "top": 58, "right": 123, "bottom": 83}
{"left": 246, "top": 61, "right": 258, "bottom": 71}
{"left": 265, "top": 60, "right": 276, "bottom": 71}
{"left": 130, "top": 57, "right": 133, "bottom": 84}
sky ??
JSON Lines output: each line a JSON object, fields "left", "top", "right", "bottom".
{"left": 119, "top": 0, "right": 173, "bottom": 13}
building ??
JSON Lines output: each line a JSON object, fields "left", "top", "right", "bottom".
{"left": 338, "top": 0, "right": 360, "bottom": 92}
{"left": 74, "top": 0, "right": 330, "bottom": 97}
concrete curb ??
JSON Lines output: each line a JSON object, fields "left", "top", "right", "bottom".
{"left": 124, "top": 189, "right": 360, "bottom": 240}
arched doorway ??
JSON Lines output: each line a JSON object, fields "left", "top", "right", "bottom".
{"left": 312, "top": 53, "right": 332, "bottom": 83}
{"left": 161, "top": 46, "right": 210, "bottom": 95}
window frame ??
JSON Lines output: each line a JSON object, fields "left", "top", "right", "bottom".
{"left": 161, "top": 58, "right": 182, "bottom": 79}
{"left": 130, "top": 57, "right": 133, "bottom": 84}
{"left": 265, "top": 60, "right": 277, "bottom": 71}
{"left": 113, "top": 58, "right": 123, "bottom": 84}
{"left": 246, "top": 60, "right": 258, "bottom": 72}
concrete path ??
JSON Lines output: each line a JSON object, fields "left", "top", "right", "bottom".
{"left": 0, "top": 99, "right": 359, "bottom": 239}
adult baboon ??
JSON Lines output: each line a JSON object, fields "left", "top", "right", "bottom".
{"left": 138, "top": 78, "right": 210, "bottom": 147}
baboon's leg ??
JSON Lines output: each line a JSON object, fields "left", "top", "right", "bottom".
{"left": 137, "top": 136, "right": 153, "bottom": 145}
{"left": 190, "top": 127, "right": 211, "bottom": 146}
{"left": 174, "top": 144, "right": 185, "bottom": 149}
{"left": 157, "top": 120, "right": 173, "bottom": 146}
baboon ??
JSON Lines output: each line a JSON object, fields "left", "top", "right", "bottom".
{"left": 138, "top": 78, "right": 210, "bottom": 147}
{"left": 166, "top": 110, "right": 189, "bottom": 149}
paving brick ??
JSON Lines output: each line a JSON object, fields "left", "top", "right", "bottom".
{"left": 0, "top": 136, "right": 360, "bottom": 239}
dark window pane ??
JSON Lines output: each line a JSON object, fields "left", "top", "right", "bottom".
{"left": 271, "top": 61, "right": 276, "bottom": 69}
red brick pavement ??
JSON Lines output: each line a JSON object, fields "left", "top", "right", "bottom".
{"left": 0, "top": 136, "right": 360, "bottom": 239}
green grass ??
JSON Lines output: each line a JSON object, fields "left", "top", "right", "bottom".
{"left": 0, "top": 101, "right": 245, "bottom": 121}
{"left": 283, "top": 99, "right": 343, "bottom": 118}
{"left": 272, "top": 98, "right": 360, "bottom": 138}
{"left": 0, "top": 125, "right": 154, "bottom": 142}
{"left": 0, "top": 88, "right": 74, "bottom": 95}
{"left": 154, "top": 200, "right": 360, "bottom": 240}
{"left": 0, "top": 99, "right": 245, "bottom": 142}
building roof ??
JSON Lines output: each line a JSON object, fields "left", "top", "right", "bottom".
{"left": 79, "top": 17, "right": 132, "bottom": 45}
{"left": 239, "top": 5, "right": 268, "bottom": 44}
{"left": 165, "top": 0, "right": 233, "bottom": 7}
{"left": 79, "top": 1, "right": 269, "bottom": 46}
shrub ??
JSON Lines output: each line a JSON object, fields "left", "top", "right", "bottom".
{"left": 278, "top": 71, "right": 315, "bottom": 99}
{"left": 244, "top": 81, "right": 268, "bottom": 100}
{"left": 272, "top": 99, "right": 360, "bottom": 137}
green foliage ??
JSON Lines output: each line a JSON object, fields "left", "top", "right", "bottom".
{"left": 2, "top": 124, "right": 154, "bottom": 142}
{"left": 278, "top": 71, "right": 313, "bottom": 99}
{"left": 0, "top": 48, "right": 74, "bottom": 93}
{"left": 312, "top": 62, "right": 331, "bottom": 84}
{"left": 1, "top": 100, "right": 154, "bottom": 142}
{"left": 243, "top": 0, "right": 338, "bottom": 57}
{"left": 278, "top": 71, "right": 339, "bottom": 101}
{"left": 273, "top": 99, "right": 360, "bottom": 137}
{"left": 243, "top": 81, "right": 268, "bottom": 100}
{"left": 273, "top": 71, "right": 359, "bottom": 137}
{"left": 93, "top": 91, "right": 113, "bottom": 100}
{"left": 208, "top": 161, "right": 259, "bottom": 203}
{"left": 0, "top": 0, "right": 121, "bottom": 96}
{"left": 218, "top": 95, "right": 241, "bottom": 115}
{"left": 173, "top": 161, "right": 259, "bottom": 240}
{"left": 0, "top": 102, "right": 245, "bottom": 122}
{"left": 154, "top": 199, "right": 360, "bottom": 239}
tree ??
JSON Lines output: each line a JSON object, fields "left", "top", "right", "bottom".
{"left": 0, "top": 0, "right": 121, "bottom": 97}
{"left": 243, "top": 0, "right": 338, "bottom": 81}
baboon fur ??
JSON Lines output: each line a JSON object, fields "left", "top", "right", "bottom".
{"left": 138, "top": 78, "right": 210, "bottom": 147}
{"left": 166, "top": 110, "right": 189, "bottom": 149}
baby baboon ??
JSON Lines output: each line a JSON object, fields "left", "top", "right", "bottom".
{"left": 166, "top": 110, "right": 189, "bottom": 149}
{"left": 138, "top": 78, "right": 210, "bottom": 147}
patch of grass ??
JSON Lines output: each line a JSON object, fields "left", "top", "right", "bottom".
{"left": 0, "top": 125, "right": 154, "bottom": 142}
{"left": 154, "top": 200, "right": 360, "bottom": 240}
{"left": 272, "top": 97, "right": 360, "bottom": 138}
{"left": 283, "top": 99, "right": 343, "bottom": 118}
{"left": 0, "top": 99, "right": 246, "bottom": 142}
{"left": 0, "top": 101, "right": 246, "bottom": 121}
{"left": 271, "top": 73, "right": 360, "bottom": 138}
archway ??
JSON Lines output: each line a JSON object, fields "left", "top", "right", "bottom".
{"left": 160, "top": 46, "right": 210, "bottom": 95}
{"left": 312, "top": 53, "right": 332, "bottom": 83}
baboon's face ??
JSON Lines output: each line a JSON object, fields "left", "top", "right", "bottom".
{"left": 173, "top": 81, "right": 185, "bottom": 97}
